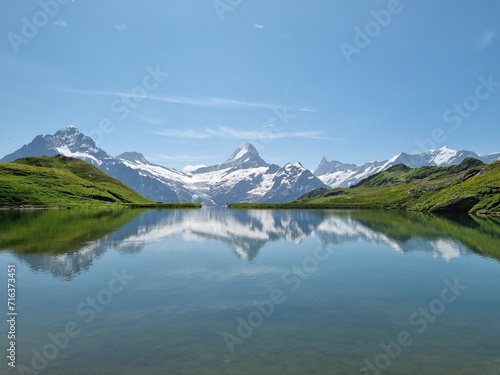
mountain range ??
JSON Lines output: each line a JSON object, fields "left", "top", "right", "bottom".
{"left": 2, "top": 126, "right": 500, "bottom": 205}
{"left": 1, "top": 126, "right": 327, "bottom": 204}
{"left": 315, "top": 147, "right": 500, "bottom": 187}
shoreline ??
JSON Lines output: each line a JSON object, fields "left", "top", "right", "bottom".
{"left": 0, "top": 202, "right": 202, "bottom": 210}
{"left": 227, "top": 202, "right": 500, "bottom": 216}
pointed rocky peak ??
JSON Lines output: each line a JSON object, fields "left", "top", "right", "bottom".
{"left": 44, "top": 127, "right": 111, "bottom": 165}
{"left": 50, "top": 126, "right": 89, "bottom": 146}
{"left": 314, "top": 157, "right": 332, "bottom": 175}
{"left": 117, "top": 152, "right": 150, "bottom": 165}
{"left": 388, "top": 152, "right": 403, "bottom": 162}
{"left": 219, "top": 143, "right": 268, "bottom": 169}
{"left": 54, "top": 125, "right": 81, "bottom": 138}
{"left": 314, "top": 157, "right": 357, "bottom": 176}
{"left": 61, "top": 124, "right": 79, "bottom": 132}
{"left": 228, "top": 143, "right": 260, "bottom": 161}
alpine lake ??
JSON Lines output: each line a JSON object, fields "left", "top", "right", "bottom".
{"left": 0, "top": 208, "right": 499, "bottom": 375}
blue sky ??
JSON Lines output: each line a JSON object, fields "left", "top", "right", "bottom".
{"left": 1, "top": 0, "right": 499, "bottom": 171}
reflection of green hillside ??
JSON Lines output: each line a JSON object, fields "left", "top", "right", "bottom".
{"left": 0, "top": 208, "right": 143, "bottom": 253}
{"left": 345, "top": 210, "right": 500, "bottom": 261}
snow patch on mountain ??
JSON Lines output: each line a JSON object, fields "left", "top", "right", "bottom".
{"left": 229, "top": 144, "right": 259, "bottom": 161}
{"left": 56, "top": 145, "right": 102, "bottom": 166}
{"left": 432, "top": 146, "right": 458, "bottom": 165}
{"left": 316, "top": 146, "right": 500, "bottom": 188}
{"left": 3, "top": 126, "right": 499, "bottom": 204}
{"left": 1, "top": 128, "right": 330, "bottom": 204}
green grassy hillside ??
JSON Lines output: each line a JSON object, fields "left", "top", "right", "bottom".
{"left": 0, "top": 155, "right": 200, "bottom": 208}
{"left": 230, "top": 158, "right": 500, "bottom": 215}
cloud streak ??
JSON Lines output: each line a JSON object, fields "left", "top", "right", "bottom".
{"left": 153, "top": 125, "right": 340, "bottom": 141}
{"left": 153, "top": 129, "right": 210, "bottom": 139}
{"left": 114, "top": 24, "right": 129, "bottom": 31}
{"left": 205, "top": 126, "right": 331, "bottom": 140}
{"left": 53, "top": 20, "right": 67, "bottom": 28}
{"left": 62, "top": 88, "right": 287, "bottom": 110}
{"left": 477, "top": 28, "right": 497, "bottom": 49}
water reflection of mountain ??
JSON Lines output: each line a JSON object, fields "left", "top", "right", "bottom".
{"left": 120, "top": 209, "right": 499, "bottom": 262}
{"left": 1, "top": 208, "right": 499, "bottom": 279}
{"left": 315, "top": 214, "right": 473, "bottom": 261}
{"left": 345, "top": 210, "right": 500, "bottom": 261}
{"left": 119, "top": 209, "right": 326, "bottom": 261}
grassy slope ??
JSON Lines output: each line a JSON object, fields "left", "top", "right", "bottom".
{"left": 230, "top": 159, "right": 500, "bottom": 215}
{"left": 0, "top": 155, "right": 200, "bottom": 208}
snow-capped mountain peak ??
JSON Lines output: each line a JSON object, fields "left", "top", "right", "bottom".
{"left": 58, "top": 124, "right": 79, "bottom": 133}
{"left": 315, "top": 146, "right": 500, "bottom": 188}
{"left": 4, "top": 126, "right": 499, "bottom": 205}
{"left": 1, "top": 127, "right": 328, "bottom": 205}
{"left": 431, "top": 146, "right": 458, "bottom": 165}
{"left": 228, "top": 143, "right": 260, "bottom": 161}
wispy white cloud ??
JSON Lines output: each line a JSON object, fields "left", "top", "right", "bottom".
{"left": 205, "top": 125, "right": 335, "bottom": 140}
{"left": 152, "top": 129, "right": 210, "bottom": 139}
{"left": 153, "top": 125, "right": 338, "bottom": 141}
{"left": 254, "top": 24, "right": 265, "bottom": 29}
{"left": 62, "top": 88, "right": 284, "bottom": 110}
{"left": 114, "top": 24, "right": 129, "bottom": 31}
{"left": 477, "top": 28, "right": 497, "bottom": 49}
{"left": 299, "top": 107, "right": 319, "bottom": 113}
{"left": 153, "top": 95, "right": 281, "bottom": 110}
{"left": 53, "top": 20, "right": 67, "bottom": 28}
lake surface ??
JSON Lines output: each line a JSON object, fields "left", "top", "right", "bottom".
{"left": 1, "top": 208, "right": 499, "bottom": 375}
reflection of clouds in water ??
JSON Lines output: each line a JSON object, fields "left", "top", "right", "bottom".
{"left": 431, "top": 239, "right": 467, "bottom": 262}
{"left": 146, "top": 265, "right": 286, "bottom": 283}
